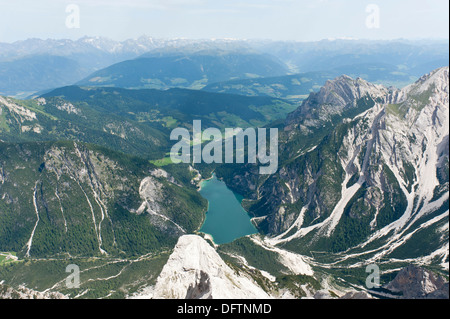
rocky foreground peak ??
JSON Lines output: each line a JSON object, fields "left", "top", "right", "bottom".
{"left": 130, "top": 235, "right": 271, "bottom": 299}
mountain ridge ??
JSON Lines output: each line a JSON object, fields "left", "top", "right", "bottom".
{"left": 76, "top": 49, "right": 290, "bottom": 91}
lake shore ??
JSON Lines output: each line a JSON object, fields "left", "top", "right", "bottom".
{"left": 195, "top": 171, "right": 215, "bottom": 191}
{"left": 196, "top": 174, "right": 257, "bottom": 245}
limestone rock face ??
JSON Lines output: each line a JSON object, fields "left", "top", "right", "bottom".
{"left": 140, "top": 235, "right": 271, "bottom": 299}
{"left": 384, "top": 265, "right": 449, "bottom": 299}
{"left": 285, "top": 75, "right": 388, "bottom": 131}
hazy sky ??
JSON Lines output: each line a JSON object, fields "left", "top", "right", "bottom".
{"left": 0, "top": 0, "right": 448, "bottom": 42}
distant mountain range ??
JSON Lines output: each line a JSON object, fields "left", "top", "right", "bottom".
{"left": 76, "top": 49, "right": 290, "bottom": 90}
{"left": 0, "top": 37, "right": 448, "bottom": 98}
{"left": 0, "top": 36, "right": 229, "bottom": 97}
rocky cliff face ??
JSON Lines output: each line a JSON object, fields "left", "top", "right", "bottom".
{"left": 185, "top": 270, "right": 213, "bottom": 299}
{"left": 241, "top": 68, "right": 448, "bottom": 275}
{"left": 240, "top": 75, "right": 394, "bottom": 235}
{"left": 284, "top": 75, "right": 388, "bottom": 134}
{"left": 384, "top": 265, "right": 449, "bottom": 299}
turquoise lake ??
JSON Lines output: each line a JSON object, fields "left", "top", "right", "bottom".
{"left": 199, "top": 175, "right": 257, "bottom": 244}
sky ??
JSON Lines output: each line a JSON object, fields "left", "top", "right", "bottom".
{"left": 0, "top": 0, "right": 448, "bottom": 43}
